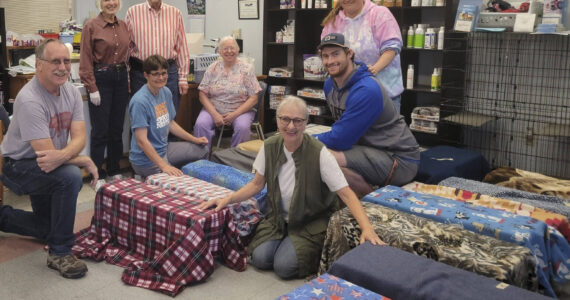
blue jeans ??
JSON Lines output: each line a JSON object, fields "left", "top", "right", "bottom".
{"left": 130, "top": 62, "right": 180, "bottom": 112}
{"left": 0, "top": 158, "right": 83, "bottom": 256}
{"left": 90, "top": 68, "right": 129, "bottom": 178}
{"left": 250, "top": 236, "right": 298, "bottom": 279}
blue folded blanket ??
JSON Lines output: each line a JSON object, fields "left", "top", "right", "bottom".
{"left": 329, "top": 243, "right": 549, "bottom": 300}
{"left": 181, "top": 160, "right": 267, "bottom": 212}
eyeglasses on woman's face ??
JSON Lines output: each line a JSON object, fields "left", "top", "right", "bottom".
{"left": 277, "top": 116, "right": 306, "bottom": 127}
{"left": 149, "top": 71, "right": 168, "bottom": 78}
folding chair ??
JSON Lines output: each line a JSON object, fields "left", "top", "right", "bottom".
{"left": 216, "top": 81, "right": 267, "bottom": 149}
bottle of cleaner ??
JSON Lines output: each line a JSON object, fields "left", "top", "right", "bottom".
{"left": 407, "top": 26, "right": 414, "bottom": 48}
{"left": 431, "top": 68, "right": 439, "bottom": 91}
{"left": 414, "top": 25, "right": 424, "bottom": 49}
{"left": 424, "top": 28, "right": 434, "bottom": 49}
{"left": 406, "top": 65, "right": 414, "bottom": 89}
{"left": 437, "top": 26, "right": 445, "bottom": 50}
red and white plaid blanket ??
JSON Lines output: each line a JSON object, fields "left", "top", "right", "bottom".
{"left": 73, "top": 179, "right": 247, "bottom": 296}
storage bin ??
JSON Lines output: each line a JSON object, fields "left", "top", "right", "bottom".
{"left": 59, "top": 33, "right": 74, "bottom": 44}
{"left": 40, "top": 33, "right": 59, "bottom": 40}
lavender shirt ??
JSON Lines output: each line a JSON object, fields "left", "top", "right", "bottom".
{"left": 322, "top": 0, "right": 404, "bottom": 98}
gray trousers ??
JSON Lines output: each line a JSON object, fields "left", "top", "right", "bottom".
{"left": 131, "top": 141, "right": 208, "bottom": 178}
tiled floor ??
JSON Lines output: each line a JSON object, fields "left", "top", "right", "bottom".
{"left": 0, "top": 168, "right": 305, "bottom": 299}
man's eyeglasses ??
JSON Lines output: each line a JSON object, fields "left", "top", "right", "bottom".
{"left": 149, "top": 71, "right": 168, "bottom": 78}
{"left": 278, "top": 116, "right": 306, "bottom": 127}
{"left": 39, "top": 58, "right": 71, "bottom": 66}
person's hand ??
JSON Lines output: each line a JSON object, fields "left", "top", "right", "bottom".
{"left": 160, "top": 164, "right": 183, "bottom": 176}
{"left": 89, "top": 91, "right": 101, "bottom": 106}
{"left": 179, "top": 82, "right": 189, "bottom": 95}
{"left": 194, "top": 136, "right": 209, "bottom": 145}
{"left": 197, "top": 195, "right": 231, "bottom": 212}
{"left": 367, "top": 64, "right": 381, "bottom": 76}
{"left": 213, "top": 112, "right": 225, "bottom": 127}
{"left": 360, "top": 228, "right": 385, "bottom": 246}
{"left": 222, "top": 112, "right": 237, "bottom": 125}
{"left": 82, "top": 157, "right": 99, "bottom": 186}
{"left": 35, "top": 149, "right": 67, "bottom": 173}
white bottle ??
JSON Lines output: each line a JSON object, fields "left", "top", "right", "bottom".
{"left": 424, "top": 28, "right": 435, "bottom": 49}
{"left": 406, "top": 65, "right": 414, "bottom": 89}
{"left": 414, "top": 25, "right": 424, "bottom": 49}
{"left": 437, "top": 26, "right": 445, "bottom": 50}
{"left": 411, "top": 0, "right": 420, "bottom": 7}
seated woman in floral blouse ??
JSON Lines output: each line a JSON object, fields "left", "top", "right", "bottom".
{"left": 194, "top": 36, "right": 261, "bottom": 151}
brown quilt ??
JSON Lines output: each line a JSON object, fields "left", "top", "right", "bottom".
{"left": 484, "top": 167, "right": 570, "bottom": 200}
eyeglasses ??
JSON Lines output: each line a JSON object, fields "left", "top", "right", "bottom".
{"left": 39, "top": 58, "right": 71, "bottom": 66}
{"left": 149, "top": 71, "right": 168, "bottom": 78}
{"left": 220, "top": 47, "right": 237, "bottom": 52}
{"left": 278, "top": 116, "right": 306, "bottom": 127}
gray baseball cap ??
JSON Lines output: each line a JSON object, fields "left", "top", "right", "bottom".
{"left": 317, "top": 33, "right": 350, "bottom": 50}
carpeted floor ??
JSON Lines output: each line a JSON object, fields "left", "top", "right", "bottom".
{"left": 0, "top": 173, "right": 305, "bottom": 300}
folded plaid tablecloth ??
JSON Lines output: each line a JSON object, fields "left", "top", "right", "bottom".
{"left": 73, "top": 179, "right": 247, "bottom": 296}
{"left": 146, "top": 173, "right": 262, "bottom": 237}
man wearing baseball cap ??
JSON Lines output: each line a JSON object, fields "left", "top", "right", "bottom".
{"left": 314, "top": 33, "right": 420, "bottom": 197}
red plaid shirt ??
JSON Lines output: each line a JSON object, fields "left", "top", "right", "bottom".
{"left": 73, "top": 179, "right": 247, "bottom": 296}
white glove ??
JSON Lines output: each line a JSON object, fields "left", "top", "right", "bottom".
{"left": 89, "top": 91, "right": 101, "bottom": 106}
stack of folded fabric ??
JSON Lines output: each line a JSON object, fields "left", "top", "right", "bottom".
{"left": 361, "top": 186, "right": 570, "bottom": 297}
{"left": 277, "top": 273, "right": 388, "bottom": 300}
{"left": 403, "top": 181, "right": 570, "bottom": 241}
{"left": 181, "top": 160, "right": 267, "bottom": 212}
{"left": 327, "top": 243, "right": 549, "bottom": 300}
{"left": 319, "top": 202, "right": 539, "bottom": 292}
{"left": 146, "top": 173, "right": 262, "bottom": 237}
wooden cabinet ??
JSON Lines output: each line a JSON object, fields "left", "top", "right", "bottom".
{"left": 8, "top": 74, "right": 33, "bottom": 100}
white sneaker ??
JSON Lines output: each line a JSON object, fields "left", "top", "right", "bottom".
{"left": 111, "top": 174, "right": 124, "bottom": 181}
{"left": 95, "top": 179, "right": 106, "bottom": 191}
{"left": 133, "top": 174, "right": 143, "bottom": 182}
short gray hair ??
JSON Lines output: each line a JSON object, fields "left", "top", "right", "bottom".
{"left": 276, "top": 96, "right": 309, "bottom": 121}
{"left": 218, "top": 35, "right": 240, "bottom": 53}
{"left": 35, "top": 39, "right": 65, "bottom": 60}
{"left": 95, "top": 0, "right": 122, "bottom": 11}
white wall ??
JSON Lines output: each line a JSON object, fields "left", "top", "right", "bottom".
{"left": 204, "top": 0, "right": 263, "bottom": 74}
{"left": 75, "top": 0, "right": 264, "bottom": 74}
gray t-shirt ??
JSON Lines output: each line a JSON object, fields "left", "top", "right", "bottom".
{"left": 1, "top": 77, "right": 84, "bottom": 160}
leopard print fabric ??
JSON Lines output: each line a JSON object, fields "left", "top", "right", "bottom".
{"left": 319, "top": 202, "right": 540, "bottom": 293}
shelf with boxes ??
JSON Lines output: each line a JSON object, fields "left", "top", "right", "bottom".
{"left": 262, "top": 0, "right": 332, "bottom": 132}
{"left": 396, "top": 0, "right": 460, "bottom": 145}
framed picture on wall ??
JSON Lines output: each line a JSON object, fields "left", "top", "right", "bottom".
{"left": 238, "top": 0, "right": 259, "bottom": 19}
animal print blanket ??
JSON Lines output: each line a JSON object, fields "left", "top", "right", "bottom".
{"left": 319, "top": 203, "right": 539, "bottom": 293}
{"left": 484, "top": 167, "right": 570, "bottom": 200}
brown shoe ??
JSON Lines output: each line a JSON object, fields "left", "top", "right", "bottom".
{"left": 47, "top": 254, "right": 88, "bottom": 279}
